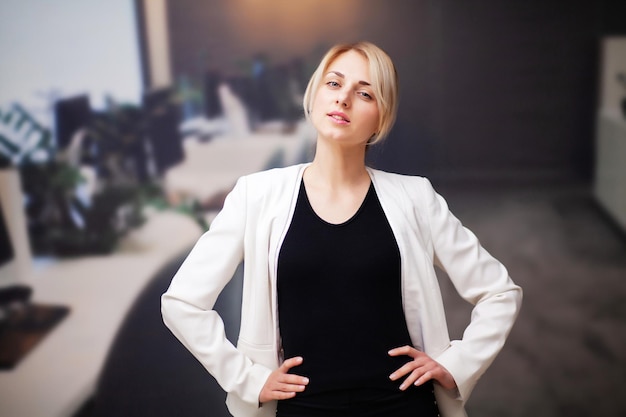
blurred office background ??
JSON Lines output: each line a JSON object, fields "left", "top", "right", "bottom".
{"left": 1, "top": 0, "right": 625, "bottom": 416}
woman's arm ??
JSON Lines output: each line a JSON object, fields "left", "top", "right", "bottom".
{"left": 161, "top": 176, "right": 272, "bottom": 406}
{"left": 421, "top": 178, "right": 523, "bottom": 402}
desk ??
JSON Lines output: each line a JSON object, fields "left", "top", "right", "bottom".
{"left": 164, "top": 120, "right": 315, "bottom": 203}
{"left": 0, "top": 211, "right": 202, "bottom": 417}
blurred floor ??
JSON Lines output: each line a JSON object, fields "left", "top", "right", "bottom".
{"left": 84, "top": 182, "right": 626, "bottom": 417}
{"left": 437, "top": 182, "right": 626, "bottom": 417}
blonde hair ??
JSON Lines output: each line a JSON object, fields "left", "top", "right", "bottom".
{"left": 302, "top": 41, "right": 399, "bottom": 145}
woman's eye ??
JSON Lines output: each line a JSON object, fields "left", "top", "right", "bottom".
{"left": 326, "top": 81, "right": 340, "bottom": 88}
{"left": 359, "top": 91, "right": 373, "bottom": 100}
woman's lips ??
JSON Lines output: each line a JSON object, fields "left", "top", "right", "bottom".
{"left": 327, "top": 111, "right": 350, "bottom": 124}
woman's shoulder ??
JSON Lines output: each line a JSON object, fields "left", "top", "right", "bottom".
{"left": 368, "top": 167, "right": 441, "bottom": 212}
{"left": 243, "top": 163, "right": 305, "bottom": 184}
{"left": 368, "top": 167, "right": 431, "bottom": 188}
{"left": 234, "top": 164, "right": 306, "bottom": 201}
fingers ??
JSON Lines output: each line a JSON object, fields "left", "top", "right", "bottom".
{"left": 388, "top": 345, "right": 419, "bottom": 358}
{"left": 280, "top": 356, "right": 304, "bottom": 371}
{"left": 388, "top": 346, "right": 447, "bottom": 391}
{"left": 389, "top": 360, "right": 423, "bottom": 381}
{"left": 259, "top": 356, "right": 309, "bottom": 403}
{"left": 280, "top": 357, "right": 309, "bottom": 387}
{"left": 389, "top": 360, "right": 431, "bottom": 390}
{"left": 269, "top": 377, "right": 307, "bottom": 400}
{"left": 388, "top": 346, "right": 427, "bottom": 380}
{"left": 277, "top": 372, "right": 310, "bottom": 390}
{"left": 406, "top": 369, "right": 434, "bottom": 390}
{"left": 260, "top": 377, "right": 305, "bottom": 402}
{"left": 391, "top": 364, "right": 436, "bottom": 390}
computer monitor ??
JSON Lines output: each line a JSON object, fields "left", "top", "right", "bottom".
{"left": 0, "top": 202, "right": 14, "bottom": 271}
{"left": 204, "top": 70, "right": 223, "bottom": 118}
{"left": 54, "top": 94, "right": 92, "bottom": 150}
{"left": 142, "top": 87, "right": 184, "bottom": 176}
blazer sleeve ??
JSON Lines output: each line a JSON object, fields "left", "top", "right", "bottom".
{"left": 420, "top": 178, "right": 523, "bottom": 402}
{"left": 161, "top": 176, "right": 272, "bottom": 407}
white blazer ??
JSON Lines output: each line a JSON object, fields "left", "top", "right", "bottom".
{"left": 162, "top": 163, "right": 522, "bottom": 417}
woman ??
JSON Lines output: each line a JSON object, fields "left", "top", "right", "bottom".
{"left": 162, "top": 41, "right": 522, "bottom": 417}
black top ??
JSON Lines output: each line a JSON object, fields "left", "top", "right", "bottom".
{"left": 277, "top": 180, "right": 413, "bottom": 397}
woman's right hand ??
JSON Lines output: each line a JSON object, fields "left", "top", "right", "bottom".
{"left": 259, "top": 356, "right": 309, "bottom": 403}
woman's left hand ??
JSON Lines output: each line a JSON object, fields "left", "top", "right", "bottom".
{"left": 388, "top": 345, "right": 457, "bottom": 391}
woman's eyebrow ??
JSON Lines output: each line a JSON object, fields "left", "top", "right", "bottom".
{"left": 327, "top": 70, "right": 371, "bottom": 86}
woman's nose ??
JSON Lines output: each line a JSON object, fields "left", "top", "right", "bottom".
{"left": 335, "top": 90, "right": 350, "bottom": 107}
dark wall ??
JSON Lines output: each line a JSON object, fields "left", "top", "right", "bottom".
{"left": 167, "top": 0, "right": 609, "bottom": 184}
{"left": 429, "top": 1, "right": 599, "bottom": 183}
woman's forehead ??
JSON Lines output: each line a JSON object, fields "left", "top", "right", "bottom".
{"left": 325, "top": 50, "right": 372, "bottom": 83}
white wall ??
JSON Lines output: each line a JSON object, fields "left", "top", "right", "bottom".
{"left": 594, "top": 36, "right": 626, "bottom": 233}
{"left": 0, "top": 0, "right": 143, "bottom": 125}
{"left": 598, "top": 36, "right": 626, "bottom": 115}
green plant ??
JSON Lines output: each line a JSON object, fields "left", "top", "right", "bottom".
{"left": 20, "top": 161, "right": 146, "bottom": 256}
{"left": 0, "top": 102, "right": 150, "bottom": 256}
{"left": 3, "top": 100, "right": 208, "bottom": 257}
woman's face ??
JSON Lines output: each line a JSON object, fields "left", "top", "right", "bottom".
{"left": 310, "top": 50, "right": 380, "bottom": 148}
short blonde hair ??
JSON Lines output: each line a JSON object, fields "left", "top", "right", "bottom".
{"left": 302, "top": 41, "right": 399, "bottom": 145}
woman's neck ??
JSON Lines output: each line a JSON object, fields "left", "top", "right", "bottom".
{"left": 305, "top": 140, "right": 369, "bottom": 190}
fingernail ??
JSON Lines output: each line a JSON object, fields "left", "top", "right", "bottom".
{"left": 389, "top": 373, "right": 396, "bottom": 380}
{"left": 303, "top": 378, "right": 309, "bottom": 384}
